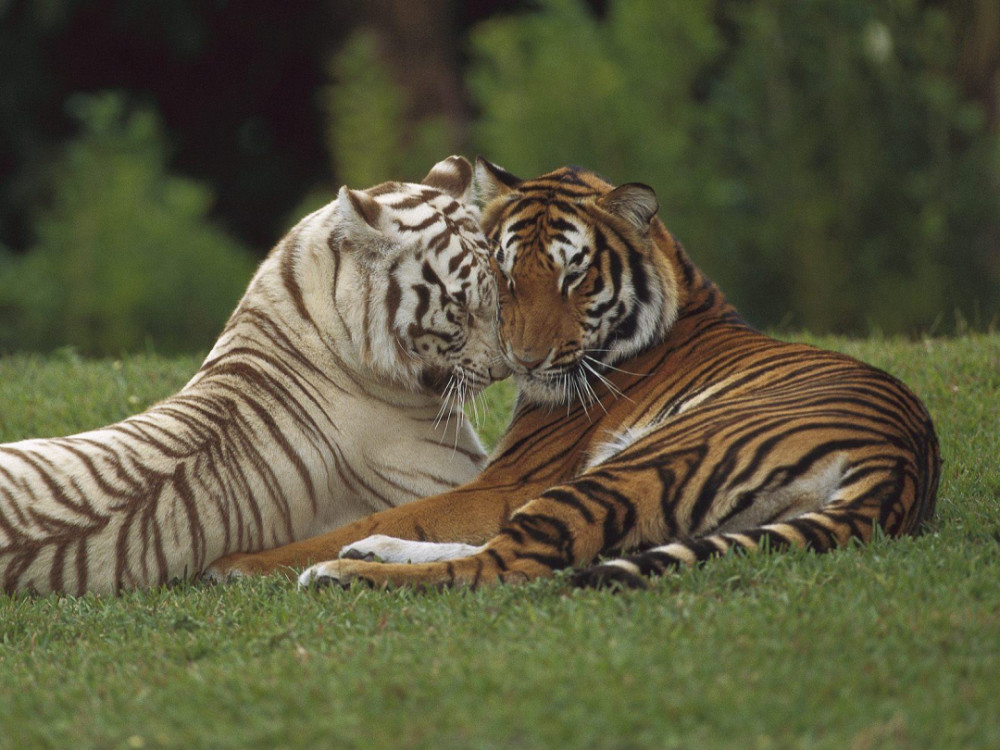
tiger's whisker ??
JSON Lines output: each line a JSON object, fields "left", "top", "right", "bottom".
{"left": 579, "top": 369, "right": 608, "bottom": 415}
{"left": 583, "top": 354, "right": 648, "bottom": 378}
{"left": 452, "top": 376, "right": 468, "bottom": 454}
{"left": 571, "top": 375, "right": 592, "bottom": 423}
{"left": 433, "top": 379, "right": 452, "bottom": 428}
{"left": 582, "top": 359, "right": 634, "bottom": 403}
{"left": 434, "top": 377, "right": 457, "bottom": 430}
{"left": 598, "top": 362, "right": 648, "bottom": 377}
{"left": 473, "top": 387, "right": 490, "bottom": 426}
{"left": 464, "top": 373, "right": 481, "bottom": 428}
{"left": 394, "top": 336, "right": 421, "bottom": 364}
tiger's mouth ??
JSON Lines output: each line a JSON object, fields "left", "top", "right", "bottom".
{"left": 512, "top": 362, "right": 586, "bottom": 404}
{"left": 529, "top": 364, "right": 581, "bottom": 384}
{"left": 512, "top": 354, "right": 624, "bottom": 408}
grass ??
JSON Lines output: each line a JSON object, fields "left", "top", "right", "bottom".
{"left": 0, "top": 334, "right": 998, "bottom": 749}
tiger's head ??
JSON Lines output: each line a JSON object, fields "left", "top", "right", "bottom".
{"left": 321, "top": 156, "right": 509, "bottom": 400}
{"left": 474, "top": 159, "right": 680, "bottom": 405}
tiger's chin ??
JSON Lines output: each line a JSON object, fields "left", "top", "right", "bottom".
{"left": 419, "top": 367, "right": 453, "bottom": 394}
{"left": 514, "top": 376, "right": 568, "bottom": 406}
{"left": 507, "top": 339, "right": 642, "bottom": 407}
{"left": 420, "top": 366, "right": 492, "bottom": 401}
{"left": 513, "top": 344, "right": 642, "bottom": 408}
{"left": 513, "top": 367, "right": 594, "bottom": 408}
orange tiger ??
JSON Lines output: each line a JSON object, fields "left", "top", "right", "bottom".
{"left": 206, "top": 159, "right": 940, "bottom": 590}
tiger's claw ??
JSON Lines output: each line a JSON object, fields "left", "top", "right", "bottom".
{"left": 571, "top": 560, "right": 650, "bottom": 590}
{"left": 298, "top": 560, "right": 375, "bottom": 589}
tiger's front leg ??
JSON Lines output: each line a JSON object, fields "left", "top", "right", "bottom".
{"left": 298, "top": 464, "right": 672, "bottom": 589}
{"left": 298, "top": 519, "right": 572, "bottom": 589}
{"left": 203, "top": 475, "right": 552, "bottom": 581}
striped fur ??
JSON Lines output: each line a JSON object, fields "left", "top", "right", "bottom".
{"left": 205, "top": 160, "right": 939, "bottom": 591}
{"left": 0, "top": 156, "right": 507, "bottom": 594}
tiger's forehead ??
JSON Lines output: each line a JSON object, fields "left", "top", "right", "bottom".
{"left": 371, "top": 182, "right": 477, "bottom": 226}
{"left": 363, "top": 181, "right": 493, "bottom": 298}
{"left": 369, "top": 181, "right": 489, "bottom": 256}
{"left": 494, "top": 195, "right": 594, "bottom": 269}
{"left": 488, "top": 164, "right": 613, "bottom": 267}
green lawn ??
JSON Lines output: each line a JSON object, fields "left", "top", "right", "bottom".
{"left": 0, "top": 335, "right": 998, "bottom": 749}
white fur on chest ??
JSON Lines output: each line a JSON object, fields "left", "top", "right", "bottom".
{"left": 306, "top": 394, "right": 485, "bottom": 535}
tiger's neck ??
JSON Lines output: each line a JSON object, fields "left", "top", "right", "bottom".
{"left": 650, "top": 219, "right": 747, "bottom": 338}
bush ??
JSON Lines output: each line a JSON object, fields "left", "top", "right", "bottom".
{"left": 466, "top": 0, "right": 1000, "bottom": 334}
{"left": 323, "top": 29, "right": 456, "bottom": 188}
{"left": 0, "top": 93, "right": 256, "bottom": 355}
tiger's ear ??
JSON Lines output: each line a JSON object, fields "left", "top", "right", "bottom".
{"left": 421, "top": 155, "right": 474, "bottom": 203}
{"left": 334, "top": 185, "right": 395, "bottom": 265}
{"left": 474, "top": 156, "right": 523, "bottom": 205}
{"left": 598, "top": 183, "right": 659, "bottom": 233}
{"left": 335, "top": 185, "right": 384, "bottom": 239}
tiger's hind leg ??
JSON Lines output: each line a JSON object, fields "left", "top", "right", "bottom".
{"left": 574, "top": 456, "right": 930, "bottom": 589}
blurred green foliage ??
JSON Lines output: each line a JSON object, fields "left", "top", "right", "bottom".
{"left": 323, "top": 30, "right": 410, "bottom": 188}
{"left": 324, "top": 29, "right": 454, "bottom": 188}
{"left": 464, "top": 0, "right": 999, "bottom": 333}
{"left": 0, "top": 93, "right": 255, "bottom": 355}
{"left": 0, "top": 0, "right": 995, "bottom": 354}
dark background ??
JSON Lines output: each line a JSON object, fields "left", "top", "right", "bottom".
{"left": 1, "top": 0, "right": 996, "bottom": 354}
{"left": 2, "top": 0, "right": 606, "bottom": 250}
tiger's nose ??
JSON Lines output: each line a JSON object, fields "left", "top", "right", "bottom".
{"left": 509, "top": 347, "right": 549, "bottom": 371}
{"left": 489, "top": 360, "right": 512, "bottom": 381}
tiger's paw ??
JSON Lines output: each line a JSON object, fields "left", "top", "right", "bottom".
{"left": 571, "top": 560, "right": 650, "bottom": 590}
{"left": 298, "top": 548, "right": 537, "bottom": 590}
{"left": 200, "top": 554, "right": 253, "bottom": 584}
{"left": 339, "top": 534, "right": 483, "bottom": 564}
{"left": 298, "top": 559, "right": 376, "bottom": 590}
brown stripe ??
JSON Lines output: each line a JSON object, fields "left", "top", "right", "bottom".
{"left": 280, "top": 235, "right": 314, "bottom": 324}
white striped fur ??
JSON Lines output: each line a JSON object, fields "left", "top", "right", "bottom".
{"left": 0, "top": 156, "right": 506, "bottom": 594}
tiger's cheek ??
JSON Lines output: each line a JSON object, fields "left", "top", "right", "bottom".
{"left": 497, "top": 302, "right": 529, "bottom": 357}
{"left": 578, "top": 275, "right": 617, "bottom": 345}
{"left": 494, "top": 292, "right": 513, "bottom": 346}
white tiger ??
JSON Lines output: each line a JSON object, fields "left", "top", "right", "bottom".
{"left": 0, "top": 156, "right": 507, "bottom": 595}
